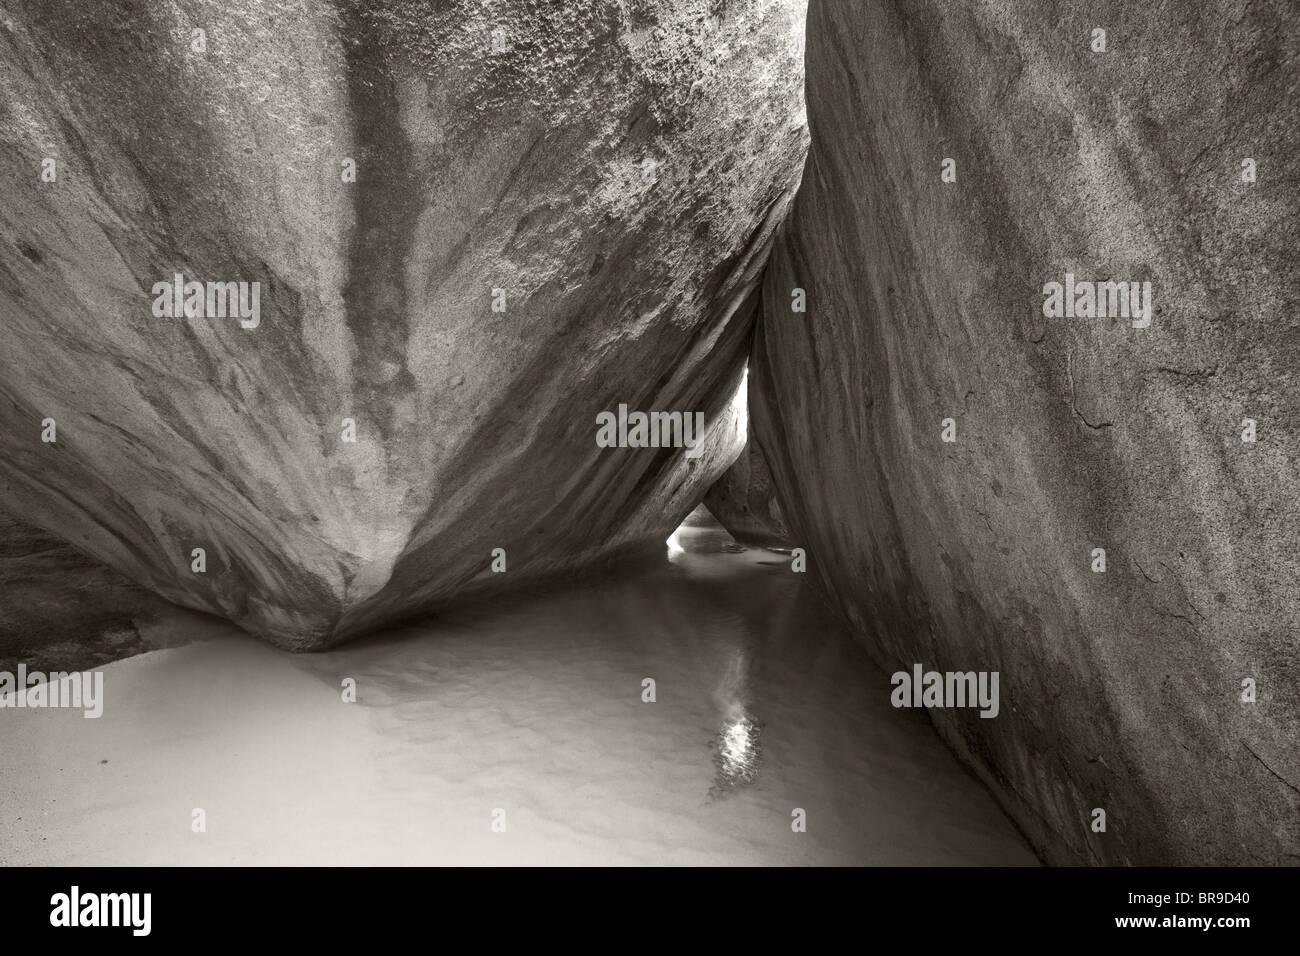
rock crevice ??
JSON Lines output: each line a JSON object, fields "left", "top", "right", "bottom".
{"left": 0, "top": 0, "right": 809, "bottom": 647}
{"left": 751, "top": 0, "right": 1300, "bottom": 865}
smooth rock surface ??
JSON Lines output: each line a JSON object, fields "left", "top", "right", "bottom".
{"left": 753, "top": 0, "right": 1300, "bottom": 864}
{"left": 0, "top": 509, "right": 209, "bottom": 674}
{"left": 703, "top": 404, "right": 792, "bottom": 547}
{"left": 0, "top": 0, "right": 807, "bottom": 647}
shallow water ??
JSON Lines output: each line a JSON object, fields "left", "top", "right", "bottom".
{"left": 1, "top": 511, "right": 1037, "bottom": 865}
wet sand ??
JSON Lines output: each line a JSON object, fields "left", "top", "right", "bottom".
{"left": 1, "top": 511, "right": 1037, "bottom": 865}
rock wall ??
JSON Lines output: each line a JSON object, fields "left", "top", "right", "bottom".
{"left": 0, "top": 508, "right": 235, "bottom": 673}
{"left": 0, "top": 0, "right": 808, "bottom": 647}
{"left": 754, "top": 0, "right": 1300, "bottom": 864}
{"left": 704, "top": 405, "right": 792, "bottom": 547}
{"left": 0, "top": 509, "right": 153, "bottom": 672}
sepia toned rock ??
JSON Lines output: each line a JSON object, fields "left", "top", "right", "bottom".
{"left": 753, "top": 0, "right": 1300, "bottom": 864}
{"left": 0, "top": 0, "right": 807, "bottom": 646}
{"left": 703, "top": 412, "right": 791, "bottom": 548}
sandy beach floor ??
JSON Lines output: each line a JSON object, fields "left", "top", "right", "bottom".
{"left": 1, "top": 514, "right": 1038, "bottom": 866}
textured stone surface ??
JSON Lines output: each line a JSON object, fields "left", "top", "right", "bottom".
{"left": 0, "top": 0, "right": 807, "bottom": 647}
{"left": 0, "top": 508, "right": 154, "bottom": 672}
{"left": 703, "top": 404, "right": 791, "bottom": 547}
{"left": 754, "top": 0, "right": 1300, "bottom": 864}
{"left": 0, "top": 509, "right": 230, "bottom": 672}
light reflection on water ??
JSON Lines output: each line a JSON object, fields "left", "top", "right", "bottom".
{"left": 706, "top": 631, "right": 762, "bottom": 797}
{"left": 4, "top": 503, "right": 1040, "bottom": 866}
{"left": 710, "top": 708, "right": 762, "bottom": 798}
{"left": 286, "top": 501, "right": 1040, "bottom": 865}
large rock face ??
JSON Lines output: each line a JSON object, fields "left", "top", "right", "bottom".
{"left": 0, "top": 508, "right": 234, "bottom": 673}
{"left": 0, "top": 510, "right": 155, "bottom": 672}
{"left": 703, "top": 416, "right": 791, "bottom": 547}
{"left": 0, "top": 0, "right": 807, "bottom": 647}
{"left": 754, "top": 0, "right": 1300, "bottom": 863}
